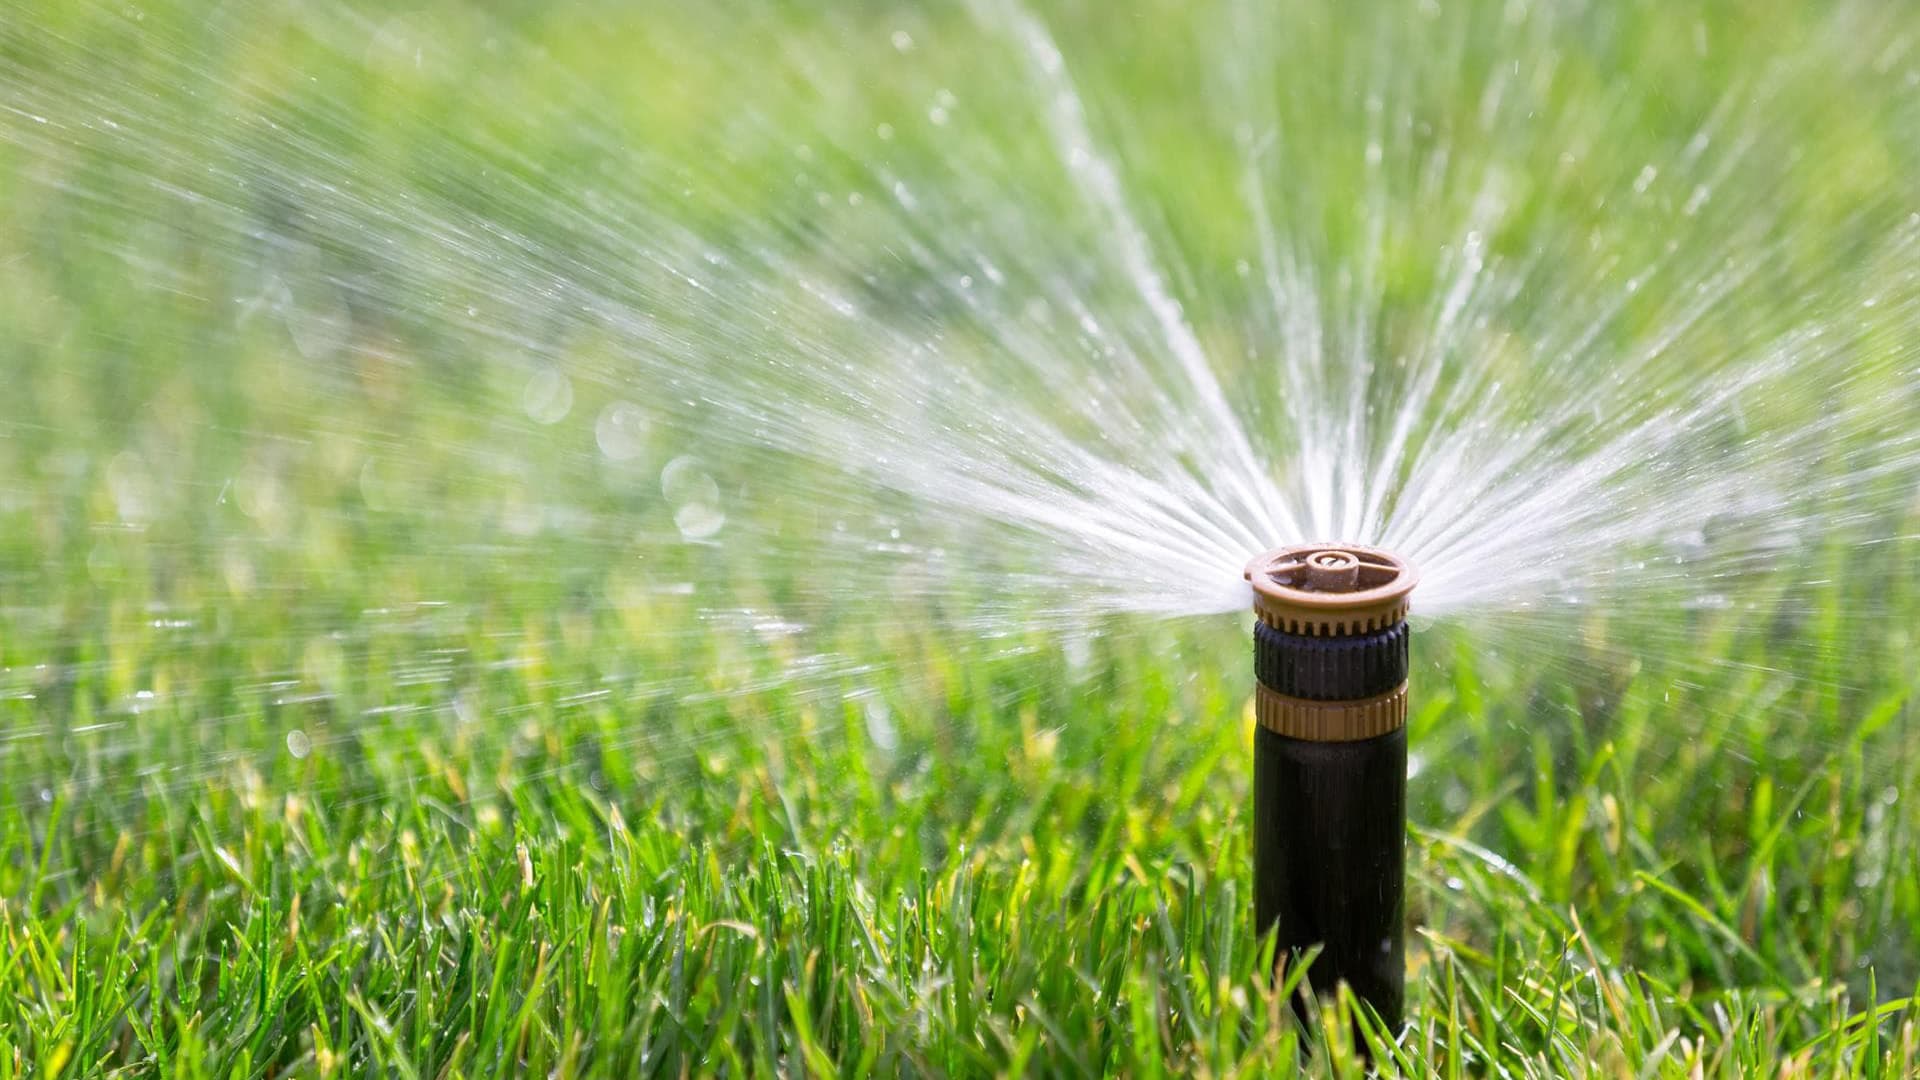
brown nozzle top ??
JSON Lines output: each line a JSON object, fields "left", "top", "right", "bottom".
{"left": 1244, "top": 544, "right": 1418, "bottom": 636}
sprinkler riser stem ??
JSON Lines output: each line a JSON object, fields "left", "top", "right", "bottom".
{"left": 1254, "top": 725, "right": 1406, "bottom": 1030}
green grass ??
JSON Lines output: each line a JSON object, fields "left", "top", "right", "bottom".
{"left": 3, "top": 0, "right": 1920, "bottom": 1075}
{"left": 0, "top": 579, "right": 1914, "bottom": 1077}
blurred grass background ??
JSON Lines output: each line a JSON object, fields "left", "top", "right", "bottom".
{"left": 2, "top": 0, "right": 1919, "bottom": 1075}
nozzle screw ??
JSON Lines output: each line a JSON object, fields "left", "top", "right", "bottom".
{"left": 1306, "top": 550, "right": 1361, "bottom": 592}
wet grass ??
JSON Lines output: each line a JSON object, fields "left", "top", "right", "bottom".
{"left": 0, "top": 535, "right": 1914, "bottom": 1076}
{"left": 4, "top": 0, "right": 1920, "bottom": 1075}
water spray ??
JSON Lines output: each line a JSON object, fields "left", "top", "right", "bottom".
{"left": 1245, "top": 544, "right": 1417, "bottom": 1032}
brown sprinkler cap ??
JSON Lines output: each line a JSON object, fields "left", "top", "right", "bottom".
{"left": 1243, "top": 544, "right": 1419, "bottom": 637}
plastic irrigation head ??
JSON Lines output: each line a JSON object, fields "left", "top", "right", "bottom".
{"left": 1244, "top": 544, "right": 1417, "bottom": 1038}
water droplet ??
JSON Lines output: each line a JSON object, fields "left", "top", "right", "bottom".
{"left": 864, "top": 697, "right": 898, "bottom": 751}
{"left": 522, "top": 367, "right": 573, "bottom": 425}
{"left": 106, "top": 451, "right": 153, "bottom": 524}
{"left": 661, "top": 456, "right": 725, "bottom": 539}
{"left": 595, "top": 402, "right": 650, "bottom": 461}
{"left": 286, "top": 730, "right": 312, "bottom": 759}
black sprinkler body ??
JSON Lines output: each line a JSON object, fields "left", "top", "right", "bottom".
{"left": 1245, "top": 544, "right": 1416, "bottom": 1034}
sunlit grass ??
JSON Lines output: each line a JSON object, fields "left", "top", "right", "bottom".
{"left": 0, "top": 575, "right": 1913, "bottom": 1074}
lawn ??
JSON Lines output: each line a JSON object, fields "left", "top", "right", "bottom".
{"left": 1, "top": 0, "right": 1918, "bottom": 1076}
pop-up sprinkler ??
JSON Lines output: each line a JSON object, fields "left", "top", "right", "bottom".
{"left": 1245, "top": 544, "right": 1417, "bottom": 1032}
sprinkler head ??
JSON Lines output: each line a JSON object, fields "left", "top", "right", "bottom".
{"left": 1244, "top": 543, "right": 1418, "bottom": 637}
{"left": 1245, "top": 544, "right": 1418, "bottom": 741}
